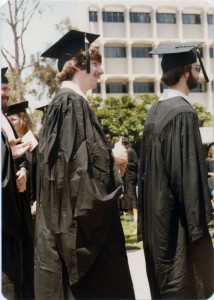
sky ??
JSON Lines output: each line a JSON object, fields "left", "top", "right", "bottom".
{"left": 0, "top": 0, "right": 83, "bottom": 65}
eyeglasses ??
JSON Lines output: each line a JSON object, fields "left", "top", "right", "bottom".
{"left": 194, "top": 64, "right": 201, "bottom": 73}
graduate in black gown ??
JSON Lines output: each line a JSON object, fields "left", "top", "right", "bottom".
{"left": 34, "top": 29, "right": 135, "bottom": 300}
{"left": 137, "top": 42, "right": 214, "bottom": 299}
{"left": 1, "top": 68, "right": 32, "bottom": 300}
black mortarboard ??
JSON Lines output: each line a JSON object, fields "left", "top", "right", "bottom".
{"left": 41, "top": 29, "right": 100, "bottom": 73}
{"left": 35, "top": 104, "right": 48, "bottom": 113}
{"left": 7, "top": 101, "right": 28, "bottom": 116}
{"left": 1, "top": 67, "right": 9, "bottom": 84}
{"left": 149, "top": 41, "right": 209, "bottom": 82}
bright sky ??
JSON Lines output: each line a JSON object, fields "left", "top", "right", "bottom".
{"left": 0, "top": 0, "right": 85, "bottom": 66}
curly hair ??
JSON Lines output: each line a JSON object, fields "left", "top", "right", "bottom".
{"left": 161, "top": 64, "right": 192, "bottom": 86}
{"left": 17, "top": 112, "right": 35, "bottom": 136}
{"left": 57, "top": 47, "right": 102, "bottom": 83}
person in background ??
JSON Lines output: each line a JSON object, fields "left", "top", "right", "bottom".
{"left": 105, "top": 132, "right": 114, "bottom": 149}
{"left": 35, "top": 29, "right": 135, "bottom": 300}
{"left": 138, "top": 42, "right": 214, "bottom": 299}
{"left": 6, "top": 101, "right": 36, "bottom": 300}
{"left": 121, "top": 137, "right": 138, "bottom": 222}
{"left": 205, "top": 142, "right": 214, "bottom": 178}
{"left": 7, "top": 101, "right": 38, "bottom": 211}
{"left": 1, "top": 68, "right": 31, "bottom": 299}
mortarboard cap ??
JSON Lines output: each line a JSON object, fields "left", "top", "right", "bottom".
{"left": 41, "top": 29, "right": 100, "bottom": 73}
{"left": 35, "top": 104, "right": 48, "bottom": 113}
{"left": 149, "top": 41, "right": 209, "bottom": 82}
{"left": 1, "top": 67, "right": 9, "bottom": 84}
{"left": 7, "top": 101, "right": 28, "bottom": 116}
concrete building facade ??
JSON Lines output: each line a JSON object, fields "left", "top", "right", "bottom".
{"left": 75, "top": 0, "right": 214, "bottom": 115}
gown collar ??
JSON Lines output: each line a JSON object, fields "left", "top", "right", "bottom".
{"left": 159, "top": 88, "right": 190, "bottom": 103}
{"left": 61, "top": 81, "right": 87, "bottom": 101}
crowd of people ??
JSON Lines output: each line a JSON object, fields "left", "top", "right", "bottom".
{"left": 1, "top": 28, "right": 214, "bottom": 300}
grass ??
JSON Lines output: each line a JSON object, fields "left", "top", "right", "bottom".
{"left": 120, "top": 214, "right": 143, "bottom": 250}
{"left": 121, "top": 215, "right": 214, "bottom": 249}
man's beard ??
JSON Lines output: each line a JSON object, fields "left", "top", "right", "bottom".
{"left": 186, "top": 72, "right": 198, "bottom": 90}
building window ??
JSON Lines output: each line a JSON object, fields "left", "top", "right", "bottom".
{"left": 102, "top": 11, "right": 124, "bottom": 22}
{"left": 92, "top": 83, "right": 101, "bottom": 93}
{"left": 104, "top": 47, "right": 126, "bottom": 58}
{"left": 130, "top": 12, "right": 151, "bottom": 23}
{"left": 132, "top": 47, "right": 152, "bottom": 58}
{"left": 207, "top": 14, "right": 214, "bottom": 24}
{"left": 156, "top": 13, "right": 176, "bottom": 24}
{"left": 191, "top": 82, "right": 207, "bottom": 93}
{"left": 106, "top": 82, "right": 127, "bottom": 93}
{"left": 89, "top": 11, "right": 98, "bottom": 22}
{"left": 133, "top": 82, "right": 154, "bottom": 93}
{"left": 210, "top": 47, "right": 214, "bottom": 58}
{"left": 182, "top": 14, "right": 201, "bottom": 24}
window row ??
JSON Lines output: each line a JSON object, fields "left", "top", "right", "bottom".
{"left": 103, "top": 46, "right": 214, "bottom": 58}
{"left": 93, "top": 82, "right": 207, "bottom": 94}
{"left": 89, "top": 11, "right": 214, "bottom": 24}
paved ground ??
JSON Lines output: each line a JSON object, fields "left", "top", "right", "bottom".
{"left": 127, "top": 249, "right": 151, "bottom": 300}
{"left": 127, "top": 249, "right": 214, "bottom": 300}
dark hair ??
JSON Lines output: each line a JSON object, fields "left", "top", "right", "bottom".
{"left": 57, "top": 47, "right": 102, "bottom": 83}
{"left": 122, "top": 137, "right": 129, "bottom": 147}
{"left": 161, "top": 64, "right": 192, "bottom": 86}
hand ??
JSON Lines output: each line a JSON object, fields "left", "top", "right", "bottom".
{"left": 16, "top": 169, "right": 27, "bottom": 193}
{"left": 116, "top": 160, "right": 128, "bottom": 177}
{"left": 10, "top": 140, "right": 32, "bottom": 159}
{"left": 31, "top": 201, "right": 37, "bottom": 215}
{"left": 112, "top": 137, "right": 128, "bottom": 177}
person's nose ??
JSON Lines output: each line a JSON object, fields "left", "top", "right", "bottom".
{"left": 98, "top": 66, "right": 104, "bottom": 75}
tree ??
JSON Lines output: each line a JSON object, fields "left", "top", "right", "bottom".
{"left": 26, "top": 16, "right": 76, "bottom": 102}
{"left": 88, "top": 94, "right": 158, "bottom": 154}
{"left": 192, "top": 103, "right": 213, "bottom": 127}
{"left": 1, "top": 0, "right": 40, "bottom": 102}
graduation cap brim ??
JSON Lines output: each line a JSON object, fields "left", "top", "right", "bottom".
{"left": 149, "top": 41, "right": 203, "bottom": 55}
{"left": 41, "top": 29, "right": 100, "bottom": 72}
{"left": 7, "top": 101, "right": 29, "bottom": 116}
{"left": 35, "top": 104, "right": 48, "bottom": 112}
{"left": 149, "top": 41, "right": 209, "bottom": 82}
{"left": 1, "top": 67, "right": 8, "bottom": 83}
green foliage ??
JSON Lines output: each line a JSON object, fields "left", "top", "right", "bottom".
{"left": 120, "top": 215, "right": 143, "bottom": 250}
{"left": 208, "top": 220, "right": 214, "bottom": 244}
{"left": 192, "top": 103, "right": 213, "bottom": 127}
{"left": 88, "top": 94, "right": 157, "bottom": 153}
{"left": 25, "top": 55, "right": 59, "bottom": 100}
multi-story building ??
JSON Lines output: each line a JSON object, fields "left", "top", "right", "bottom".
{"left": 75, "top": 0, "right": 213, "bottom": 117}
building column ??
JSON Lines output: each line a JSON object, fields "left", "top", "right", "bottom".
{"left": 151, "top": 8, "right": 157, "bottom": 40}
{"left": 129, "top": 78, "right": 134, "bottom": 97}
{"left": 202, "top": 9, "right": 208, "bottom": 41}
{"left": 203, "top": 44, "right": 210, "bottom": 74}
{"left": 125, "top": 5, "right": 130, "bottom": 39}
{"left": 127, "top": 42, "right": 132, "bottom": 75}
{"left": 99, "top": 42, "right": 105, "bottom": 73}
{"left": 101, "top": 78, "right": 106, "bottom": 99}
{"left": 155, "top": 79, "right": 161, "bottom": 97}
{"left": 97, "top": 5, "right": 103, "bottom": 37}
{"left": 177, "top": 8, "right": 183, "bottom": 39}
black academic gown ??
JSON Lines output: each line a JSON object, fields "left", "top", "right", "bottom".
{"left": 35, "top": 88, "right": 135, "bottom": 300}
{"left": 10, "top": 127, "right": 35, "bottom": 299}
{"left": 137, "top": 97, "right": 214, "bottom": 299}
{"left": 122, "top": 147, "right": 138, "bottom": 210}
{"left": 1, "top": 129, "right": 23, "bottom": 299}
